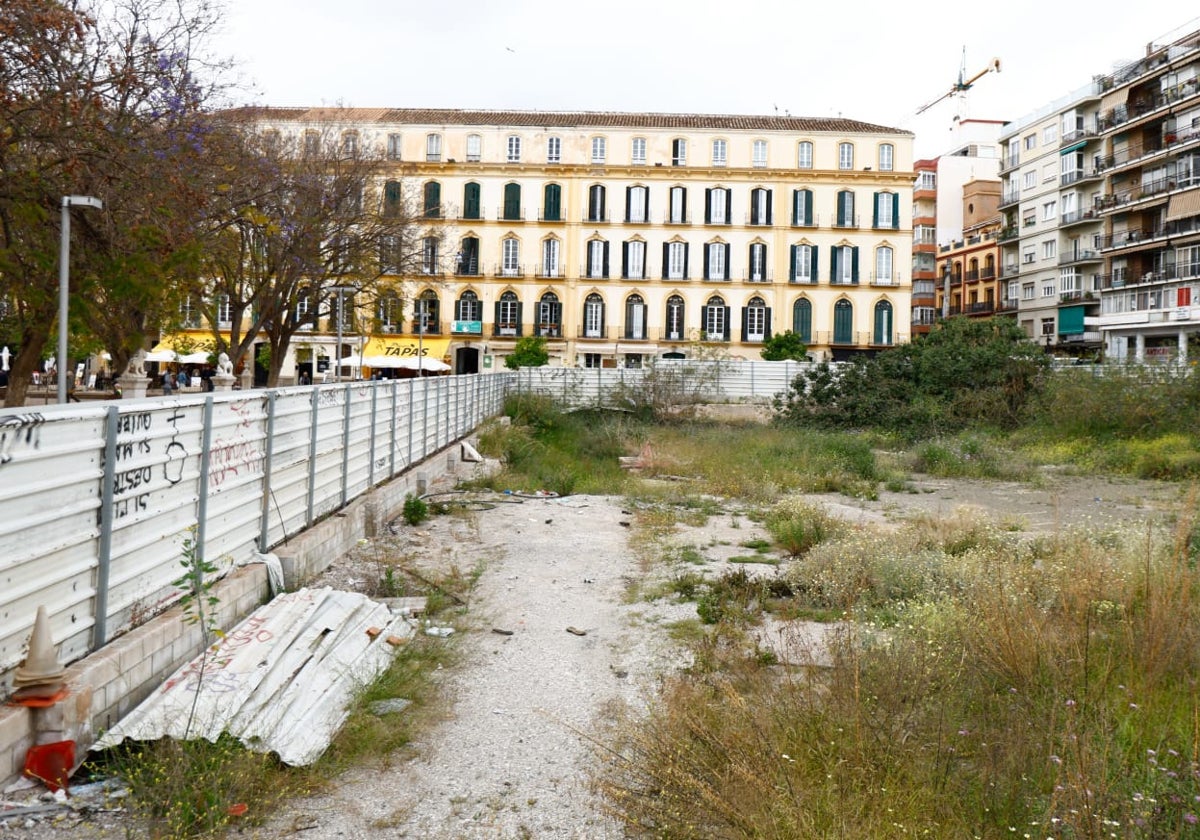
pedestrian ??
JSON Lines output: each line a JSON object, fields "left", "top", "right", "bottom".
{"left": 162, "top": 368, "right": 173, "bottom": 395}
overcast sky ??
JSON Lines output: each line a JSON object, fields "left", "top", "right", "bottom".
{"left": 212, "top": 1, "right": 1200, "bottom": 158}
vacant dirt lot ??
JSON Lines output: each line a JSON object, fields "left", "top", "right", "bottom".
{"left": 0, "top": 467, "right": 1184, "bottom": 839}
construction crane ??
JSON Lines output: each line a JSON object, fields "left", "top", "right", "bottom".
{"left": 916, "top": 49, "right": 1001, "bottom": 115}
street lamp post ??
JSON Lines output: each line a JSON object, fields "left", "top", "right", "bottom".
{"left": 416, "top": 297, "right": 426, "bottom": 376}
{"left": 58, "top": 195, "right": 103, "bottom": 404}
{"left": 331, "top": 285, "right": 355, "bottom": 382}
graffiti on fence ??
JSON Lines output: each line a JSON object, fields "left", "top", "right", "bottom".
{"left": 111, "top": 411, "right": 156, "bottom": 520}
{"left": 0, "top": 413, "right": 45, "bottom": 468}
{"left": 209, "top": 400, "right": 264, "bottom": 490}
{"left": 163, "top": 409, "right": 186, "bottom": 485}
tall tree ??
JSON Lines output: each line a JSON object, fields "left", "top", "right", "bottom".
{"left": 0, "top": 0, "right": 229, "bottom": 406}
{"left": 191, "top": 113, "right": 435, "bottom": 386}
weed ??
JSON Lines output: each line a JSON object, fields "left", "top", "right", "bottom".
{"left": 402, "top": 494, "right": 429, "bottom": 526}
{"left": 763, "top": 499, "right": 843, "bottom": 557}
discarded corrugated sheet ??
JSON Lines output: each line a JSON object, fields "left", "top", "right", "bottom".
{"left": 92, "top": 587, "right": 413, "bottom": 766}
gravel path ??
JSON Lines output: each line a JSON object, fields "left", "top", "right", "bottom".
{"left": 257, "top": 494, "right": 678, "bottom": 839}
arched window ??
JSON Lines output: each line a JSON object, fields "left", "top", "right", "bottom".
{"left": 495, "top": 291, "right": 522, "bottom": 337}
{"left": 833, "top": 300, "right": 853, "bottom": 344}
{"left": 665, "top": 295, "right": 686, "bottom": 341}
{"left": 873, "top": 300, "right": 894, "bottom": 345}
{"left": 541, "top": 237, "right": 561, "bottom": 277}
{"left": 875, "top": 246, "right": 893, "bottom": 285}
{"left": 456, "top": 290, "right": 481, "bottom": 322}
{"left": 583, "top": 293, "right": 605, "bottom": 338}
{"left": 703, "top": 296, "right": 729, "bottom": 341}
{"left": 587, "top": 184, "right": 607, "bottom": 222}
{"left": 625, "top": 294, "right": 646, "bottom": 340}
{"left": 537, "top": 292, "right": 562, "bottom": 337}
{"left": 792, "top": 298, "right": 812, "bottom": 342}
{"left": 742, "top": 296, "right": 769, "bottom": 342}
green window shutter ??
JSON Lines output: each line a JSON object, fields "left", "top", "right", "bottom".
{"left": 764, "top": 309, "right": 772, "bottom": 341}
{"left": 741, "top": 307, "right": 749, "bottom": 342}
{"left": 516, "top": 302, "right": 524, "bottom": 337}
{"left": 703, "top": 245, "right": 711, "bottom": 279}
{"left": 424, "top": 182, "right": 441, "bottom": 217}
{"left": 603, "top": 242, "right": 610, "bottom": 277}
{"left": 622, "top": 241, "right": 629, "bottom": 278}
{"left": 852, "top": 247, "right": 860, "bottom": 282}
{"left": 891, "top": 193, "right": 900, "bottom": 229}
{"left": 464, "top": 183, "right": 480, "bottom": 219}
{"left": 831, "top": 247, "right": 840, "bottom": 282}
{"left": 683, "top": 244, "right": 689, "bottom": 279}
{"left": 662, "top": 243, "right": 669, "bottom": 278}
{"left": 873, "top": 193, "right": 880, "bottom": 228}
{"left": 766, "top": 189, "right": 773, "bottom": 226}
{"left": 493, "top": 300, "right": 502, "bottom": 331}
{"left": 804, "top": 190, "right": 813, "bottom": 225}
{"left": 704, "top": 189, "right": 712, "bottom": 223}
{"left": 723, "top": 244, "right": 731, "bottom": 277}
{"left": 544, "top": 184, "right": 560, "bottom": 221}
{"left": 504, "top": 183, "right": 521, "bottom": 220}
{"left": 789, "top": 244, "right": 798, "bottom": 281}
{"left": 810, "top": 245, "right": 819, "bottom": 280}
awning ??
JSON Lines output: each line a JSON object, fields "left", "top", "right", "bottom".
{"left": 359, "top": 337, "right": 451, "bottom": 364}
{"left": 1099, "top": 88, "right": 1126, "bottom": 115}
{"left": 1165, "top": 188, "right": 1200, "bottom": 221}
{"left": 1060, "top": 141, "right": 1088, "bottom": 156}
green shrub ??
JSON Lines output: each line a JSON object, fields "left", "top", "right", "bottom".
{"left": 402, "top": 493, "right": 428, "bottom": 526}
{"left": 764, "top": 499, "right": 842, "bottom": 557}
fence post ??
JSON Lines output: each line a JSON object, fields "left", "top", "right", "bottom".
{"left": 259, "top": 391, "right": 277, "bottom": 552}
{"left": 341, "top": 383, "right": 351, "bottom": 507}
{"left": 368, "top": 384, "right": 378, "bottom": 488}
{"left": 422, "top": 377, "right": 430, "bottom": 460}
{"left": 307, "top": 387, "right": 319, "bottom": 526}
{"left": 389, "top": 379, "right": 398, "bottom": 479}
{"left": 407, "top": 379, "right": 415, "bottom": 468}
{"left": 196, "top": 396, "right": 215, "bottom": 570}
{"left": 92, "top": 406, "right": 120, "bottom": 651}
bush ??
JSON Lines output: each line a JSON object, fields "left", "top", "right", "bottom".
{"left": 764, "top": 499, "right": 842, "bottom": 557}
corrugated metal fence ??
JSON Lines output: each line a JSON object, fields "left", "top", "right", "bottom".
{"left": 0, "top": 375, "right": 510, "bottom": 692}
{"left": 510, "top": 360, "right": 811, "bottom": 407}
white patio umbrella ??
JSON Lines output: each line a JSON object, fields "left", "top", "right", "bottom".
{"left": 178, "top": 351, "right": 211, "bottom": 365}
{"left": 144, "top": 349, "right": 178, "bottom": 363}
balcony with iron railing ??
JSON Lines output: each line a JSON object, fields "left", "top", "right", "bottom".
{"left": 1001, "top": 264, "right": 1022, "bottom": 278}
{"left": 582, "top": 210, "right": 611, "bottom": 223}
{"left": 999, "top": 152, "right": 1020, "bottom": 172}
{"left": 579, "top": 265, "right": 609, "bottom": 280}
{"left": 1061, "top": 168, "right": 1103, "bottom": 186}
{"left": 1060, "top": 126, "right": 1097, "bottom": 145}
{"left": 492, "top": 263, "right": 526, "bottom": 278}
{"left": 535, "top": 266, "right": 565, "bottom": 279}
{"left": 663, "top": 213, "right": 690, "bottom": 225}
{"left": 1058, "top": 291, "right": 1097, "bottom": 305}
{"left": 870, "top": 273, "right": 902, "bottom": 287}
{"left": 997, "top": 225, "right": 1020, "bottom": 242}
{"left": 790, "top": 214, "right": 820, "bottom": 228}
{"left": 996, "top": 297, "right": 1020, "bottom": 313}
{"left": 496, "top": 206, "right": 527, "bottom": 221}
{"left": 1000, "top": 187, "right": 1020, "bottom": 207}
{"left": 618, "top": 327, "right": 651, "bottom": 342}
{"left": 831, "top": 215, "right": 860, "bottom": 229}
{"left": 742, "top": 271, "right": 773, "bottom": 283}
{"left": 492, "top": 322, "right": 524, "bottom": 338}
{"left": 577, "top": 327, "right": 611, "bottom": 340}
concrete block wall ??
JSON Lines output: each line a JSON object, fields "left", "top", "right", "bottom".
{"left": 0, "top": 439, "right": 475, "bottom": 787}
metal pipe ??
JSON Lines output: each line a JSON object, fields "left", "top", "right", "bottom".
{"left": 259, "top": 391, "right": 277, "bottom": 552}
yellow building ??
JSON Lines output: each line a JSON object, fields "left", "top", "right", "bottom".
{"left": 248, "top": 108, "right": 913, "bottom": 375}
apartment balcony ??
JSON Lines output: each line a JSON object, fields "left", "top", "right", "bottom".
{"left": 492, "top": 264, "right": 526, "bottom": 278}
{"left": 577, "top": 327, "right": 611, "bottom": 340}
{"left": 534, "top": 325, "right": 564, "bottom": 339}
{"left": 582, "top": 211, "right": 610, "bottom": 224}
{"left": 790, "top": 214, "right": 820, "bottom": 228}
{"left": 999, "top": 188, "right": 1020, "bottom": 208}
{"left": 454, "top": 263, "right": 482, "bottom": 277}
{"left": 1000, "top": 264, "right": 1021, "bottom": 278}
{"left": 742, "top": 271, "right": 773, "bottom": 283}
{"left": 579, "top": 266, "right": 609, "bottom": 280}
{"left": 961, "top": 301, "right": 997, "bottom": 316}
{"left": 870, "top": 273, "right": 902, "bottom": 287}
{"left": 660, "top": 329, "right": 689, "bottom": 342}
{"left": 996, "top": 226, "right": 1020, "bottom": 243}
{"left": 662, "top": 214, "right": 690, "bottom": 225}
{"left": 1096, "top": 177, "right": 1177, "bottom": 213}
{"left": 1060, "top": 168, "right": 1103, "bottom": 187}
{"left": 619, "top": 329, "right": 651, "bottom": 342}
{"left": 538, "top": 211, "right": 564, "bottom": 222}
{"left": 1060, "top": 127, "right": 1097, "bottom": 146}
{"left": 832, "top": 215, "right": 860, "bottom": 230}
{"left": 743, "top": 213, "right": 775, "bottom": 226}
{"left": 999, "top": 152, "right": 1020, "bottom": 173}
{"left": 788, "top": 276, "right": 818, "bottom": 285}
{"left": 1059, "top": 208, "right": 1100, "bottom": 229}
{"left": 1097, "top": 228, "right": 1156, "bottom": 250}
{"left": 829, "top": 278, "right": 860, "bottom": 287}
{"left": 1058, "top": 249, "right": 1103, "bottom": 266}
{"left": 1058, "top": 291, "right": 1097, "bottom": 305}
{"left": 535, "top": 267, "right": 565, "bottom": 279}
{"left": 996, "top": 297, "right": 1020, "bottom": 313}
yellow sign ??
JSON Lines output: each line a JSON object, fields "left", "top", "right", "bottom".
{"left": 359, "top": 338, "right": 451, "bottom": 361}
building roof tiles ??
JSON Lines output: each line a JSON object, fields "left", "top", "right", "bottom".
{"left": 224, "top": 106, "right": 909, "bottom": 136}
